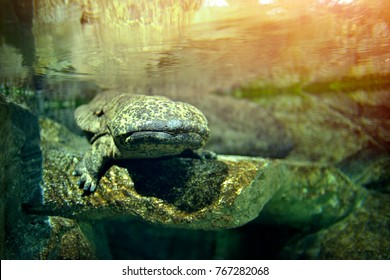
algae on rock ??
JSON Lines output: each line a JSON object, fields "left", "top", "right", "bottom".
{"left": 30, "top": 118, "right": 366, "bottom": 232}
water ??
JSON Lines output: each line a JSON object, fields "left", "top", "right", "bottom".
{"left": 1, "top": 0, "right": 389, "bottom": 260}
{"left": 1, "top": 0, "right": 389, "bottom": 95}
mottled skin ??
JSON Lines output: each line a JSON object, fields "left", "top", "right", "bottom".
{"left": 73, "top": 92, "right": 212, "bottom": 192}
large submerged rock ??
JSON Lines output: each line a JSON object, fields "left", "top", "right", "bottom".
{"left": 282, "top": 193, "right": 390, "bottom": 259}
{"left": 26, "top": 118, "right": 365, "bottom": 232}
{"left": 0, "top": 96, "right": 110, "bottom": 259}
{"left": 33, "top": 118, "right": 281, "bottom": 229}
{"left": 1, "top": 100, "right": 369, "bottom": 258}
{"left": 255, "top": 161, "right": 366, "bottom": 230}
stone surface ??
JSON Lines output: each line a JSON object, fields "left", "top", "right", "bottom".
{"left": 0, "top": 94, "right": 46, "bottom": 259}
{"left": 39, "top": 117, "right": 90, "bottom": 153}
{"left": 1, "top": 102, "right": 375, "bottom": 259}
{"left": 0, "top": 96, "right": 111, "bottom": 259}
{"left": 337, "top": 145, "right": 390, "bottom": 193}
{"left": 40, "top": 216, "right": 111, "bottom": 260}
{"left": 282, "top": 193, "right": 390, "bottom": 259}
{"left": 258, "top": 93, "right": 371, "bottom": 163}
{"left": 0, "top": 95, "right": 11, "bottom": 259}
{"left": 252, "top": 90, "right": 390, "bottom": 165}
{"left": 255, "top": 161, "right": 367, "bottom": 230}
{"left": 7, "top": 213, "right": 110, "bottom": 259}
{"left": 25, "top": 118, "right": 365, "bottom": 233}
{"left": 32, "top": 120, "right": 281, "bottom": 229}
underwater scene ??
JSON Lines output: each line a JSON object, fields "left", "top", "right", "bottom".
{"left": 0, "top": 0, "right": 389, "bottom": 259}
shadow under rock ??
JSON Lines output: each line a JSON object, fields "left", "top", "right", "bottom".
{"left": 117, "top": 157, "right": 229, "bottom": 213}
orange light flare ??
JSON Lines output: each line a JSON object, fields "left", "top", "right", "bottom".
{"left": 195, "top": 0, "right": 389, "bottom": 86}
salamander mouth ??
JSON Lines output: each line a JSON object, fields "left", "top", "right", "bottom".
{"left": 124, "top": 130, "right": 204, "bottom": 147}
{"left": 109, "top": 118, "right": 210, "bottom": 154}
{"left": 127, "top": 130, "right": 184, "bottom": 139}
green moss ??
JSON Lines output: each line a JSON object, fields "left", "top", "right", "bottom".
{"left": 0, "top": 83, "right": 38, "bottom": 112}
{"left": 303, "top": 74, "right": 390, "bottom": 94}
{"left": 229, "top": 83, "right": 303, "bottom": 100}
{"left": 223, "top": 73, "right": 390, "bottom": 101}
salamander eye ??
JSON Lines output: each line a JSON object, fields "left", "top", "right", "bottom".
{"left": 115, "top": 135, "right": 129, "bottom": 149}
{"left": 123, "top": 137, "right": 130, "bottom": 146}
{"left": 94, "top": 109, "right": 104, "bottom": 117}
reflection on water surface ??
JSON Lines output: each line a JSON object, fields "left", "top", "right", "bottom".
{"left": 1, "top": 0, "right": 389, "bottom": 93}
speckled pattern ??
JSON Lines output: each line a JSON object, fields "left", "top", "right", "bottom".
{"left": 73, "top": 92, "right": 210, "bottom": 192}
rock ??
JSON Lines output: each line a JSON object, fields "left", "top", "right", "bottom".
{"left": 255, "top": 161, "right": 367, "bottom": 230}
{"left": 337, "top": 145, "right": 390, "bottom": 193}
{"left": 0, "top": 94, "right": 46, "bottom": 259}
{"left": 192, "top": 94, "right": 294, "bottom": 158}
{"left": 0, "top": 96, "right": 110, "bottom": 259}
{"left": 7, "top": 214, "right": 108, "bottom": 260}
{"left": 40, "top": 216, "right": 111, "bottom": 260}
{"left": 354, "top": 158, "right": 390, "bottom": 193}
{"left": 31, "top": 121, "right": 281, "bottom": 229}
{"left": 25, "top": 118, "right": 365, "bottom": 233}
{"left": 282, "top": 193, "right": 390, "bottom": 259}
{"left": 0, "top": 95, "right": 11, "bottom": 259}
{"left": 2, "top": 101, "right": 370, "bottom": 258}
{"left": 39, "top": 117, "right": 90, "bottom": 154}
{"left": 257, "top": 93, "right": 371, "bottom": 163}
{"left": 253, "top": 90, "right": 390, "bottom": 164}
{"left": 148, "top": 90, "right": 294, "bottom": 158}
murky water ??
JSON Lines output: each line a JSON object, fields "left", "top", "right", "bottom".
{"left": 1, "top": 0, "right": 390, "bottom": 260}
